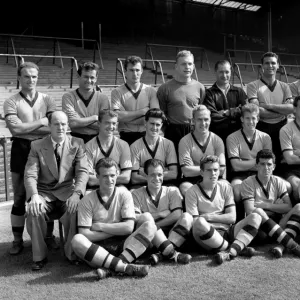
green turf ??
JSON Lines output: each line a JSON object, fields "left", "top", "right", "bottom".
{"left": 1, "top": 205, "right": 300, "bottom": 300}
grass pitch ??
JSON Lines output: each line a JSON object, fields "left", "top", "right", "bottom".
{"left": 1, "top": 204, "right": 300, "bottom": 300}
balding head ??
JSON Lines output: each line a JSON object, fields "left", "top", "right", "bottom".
{"left": 49, "top": 111, "right": 69, "bottom": 143}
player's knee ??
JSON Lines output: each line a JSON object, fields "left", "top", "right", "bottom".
{"left": 248, "top": 212, "right": 262, "bottom": 227}
{"left": 139, "top": 220, "right": 157, "bottom": 237}
{"left": 232, "top": 184, "right": 242, "bottom": 203}
{"left": 253, "top": 208, "right": 268, "bottom": 221}
{"left": 193, "top": 217, "right": 208, "bottom": 235}
{"left": 180, "top": 212, "right": 193, "bottom": 229}
{"left": 285, "top": 181, "right": 292, "bottom": 195}
{"left": 71, "top": 233, "right": 86, "bottom": 250}
{"left": 138, "top": 212, "right": 155, "bottom": 224}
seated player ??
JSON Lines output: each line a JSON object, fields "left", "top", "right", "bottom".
{"left": 280, "top": 95, "right": 300, "bottom": 203}
{"left": 130, "top": 108, "right": 178, "bottom": 187}
{"left": 179, "top": 105, "right": 226, "bottom": 196}
{"left": 86, "top": 110, "right": 132, "bottom": 188}
{"left": 132, "top": 159, "right": 193, "bottom": 265}
{"left": 25, "top": 111, "right": 89, "bottom": 270}
{"left": 241, "top": 149, "right": 300, "bottom": 258}
{"left": 185, "top": 155, "right": 261, "bottom": 265}
{"left": 226, "top": 103, "right": 272, "bottom": 219}
{"left": 71, "top": 158, "right": 153, "bottom": 279}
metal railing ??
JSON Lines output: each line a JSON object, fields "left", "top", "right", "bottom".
{"left": 0, "top": 54, "right": 78, "bottom": 88}
{"left": 232, "top": 62, "right": 289, "bottom": 86}
{"left": 115, "top": 58, "right": 198, "bottom": 85}
{"left": 145, "top": 43, "right": 210, "bottom": 71}
{"left": 0, "top": 33, "right": 103, "bottom": 69}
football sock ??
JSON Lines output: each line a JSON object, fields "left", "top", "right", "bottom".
{"left": 199, "top": 226, "right": 228, "bottom": 251}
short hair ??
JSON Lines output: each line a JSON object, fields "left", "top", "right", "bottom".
{"left": 192, "top": 105, "right": 211, "bottom": 119}
{"left": 124, "top": 56, "right": 143, "bottom": 71}
{"left": 256, "top": 149, "right": 276, "bottom": 164}
{"left": 214, "top": 60, "right": 231, "bottom": 72}
{"left": 294, "top": 96, "right": 300, "bottom": 108}
{"left": 145, "top": 108, "right": 167, "bottom": 123}
{"left": 48, "top": 111, "right": 68, "bottom": 124}
{"left": 241, "top": 103, "right": 260, "bottom": 117}
{"left": 144, "top": 159, "right": 165, "bottom": 175}
{"left": 18, "top": 62, "right": 39, "bottom": 76}
{"left": 261, "top": 52, "right": 279, "bottom": 64}
{"left": 95, "top": 157, "right": 119, "bottom": 175}
{"left": 200, "top": 155, "right": 219, "bottom": 171}
{"left": 98, "top": 110, "right": 118, "bottom": 122}
{"left": 77, "top": 61, "right": 99, "bottom": 76}
{"left": 176, "top": 50, "right": 194, "bottom": 63}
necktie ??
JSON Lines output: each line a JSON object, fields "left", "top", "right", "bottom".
{"left": 54, "top": 143, "right": 62, "bottom": 169}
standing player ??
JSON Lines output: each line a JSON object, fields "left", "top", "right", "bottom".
{"left": 178, "top": 105, "right": 226, "bottom": 196}
{"left": 132, "top": 159, "right": 193, "bottom": 265}
{"left": 226, "top": 103, "right": 272, "bottom": 217}
{"left": 185, "top": 155, "right": 261, "bottom": 265}
{"left": 4, "top": 62, "right": 56, "bottom": 255}
{"left": 86, "top": 110, "right": 132, "bottom": 187}
{"left": 71, "top": 158, "right": 153, "bottom": 279}
{"left": 289, "top": 79, "right": 300, "bottom": 98}
{"left": 241, "top": 149, "right": 300, "bottom": 258}
{"left": 247, "top": 52, "right": 293, "bottom": 161}
{"left": 130, "top": 108, "right": 178, "bottom": 186}
{"left": 62, "top": 61, "right": 110, "bottom": 144}
{"left": 111, "top": 56, "right": 159, "bottom": 145}
{"left": 280, "top": 95, "right": 300, "bottom": 203}
{"left": 203, "top": 60, "right": 247, "bottom": 144}
{"left": 157, "top": 50, "right": 206, "bottom": 150}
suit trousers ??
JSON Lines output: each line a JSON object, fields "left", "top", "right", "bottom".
{"left": 26, "top": 200, "right": 77, "bottom": 261}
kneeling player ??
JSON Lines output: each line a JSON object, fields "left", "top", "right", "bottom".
{"left": 71, "top": 158, "right": 154, "bottom": 279}
{"left": 186, "top": 155, "right": 262, "bottom": 265}
{"left": 132, "top": 159, "right": 193, "bottom": 265}
{"left": 241, "top": 149, "right": 300, "bottom": 258}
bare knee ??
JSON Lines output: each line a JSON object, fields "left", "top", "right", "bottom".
{"left": 137, "top": 212, "right": 154, "bottom": 224}
{"left": 247, "top": 212, "right": 262, "bottom": 226}
{"left": 180, "top": 212, "right": 193, "bottom": 230}
{"left": 139, "top": 220, "right": 157, "bottom": 237}
{"left": 71, "top": 233, "right": 87, "bottom": 250}
{"left": 292, "top": 203, "right": 300, "bottom": 214}
{"left": 193, "top": 217, "right": 209, "bottom": 235}
{"left": 253, "top": 208, "right": 268, "bottom": 221}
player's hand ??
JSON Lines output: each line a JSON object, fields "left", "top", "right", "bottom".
{"left": 27, "top": 194, "right": 47, "bottom": 216}
{"left": 141, "top": 107, "right": 150, "bottom": 114}
{"left": 66, "top": 193, "right": 80, "bottom": 214}
{"left": 159, "top": 210, "right": 171, "bottom": 218}
{"left": 229, "top": 107, "right": 241, "bottom": 118}
{"left": 40, "top": 117, "right": 49, "bottom": 127}
{"left": 254, "top": 200, "right": 269, "bottom": 210}
{"left": 200, "top": 213, "right": 212, "bottom": 222}
{"left": 139, "top": 167, "right": 147, "bottom": 177}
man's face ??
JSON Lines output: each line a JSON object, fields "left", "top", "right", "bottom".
{"left": 256, "top": 158, "right": 275, "bottom": 179}
{"left": 193, "top": 110, "right": 211, "bottom": 134}
{"left": 50, "top": 112, "right": 68, "bottom": 142}
{"left": 262, "top": 56, "right": 279, "bottom": 77}
{"left": 175, "top": 55, "right": 194, "bottom": 79}
{"left": 19, "top": 67, "right": 38, "bottom": 91}
{"left": 125, "top": 63, "right": 143, "bottom": 85}
{"left": 99, "top": 116, "right": 118, "bottom": 137}
{"left": 241, "top": 111, "right": 259, "bottom": 131}
{"left": 146, "top": 165, "right": 164, "bottom": 190}
{"left": 201, "top": 162, "right": 220, "bottom": 185}
{"left": 97, "top": 166, "right": 118, "bottom": 189}
{"left": 78, "top": 69, "right": 98, "bottom": 90}
{"left": 145, "top": 117, "right": 163, "bottom": 138}
{"left": 216, "top": 63, "right": 231, "bottom": 86}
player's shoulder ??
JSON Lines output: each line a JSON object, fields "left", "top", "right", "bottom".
{"left": 217, "top": 180, "right": 232, "bottom": 191}
{"left": 179, "top": 132, "right": 192, "bottom": 145}
{"left": 112, "top": 84, "right": 126, "bottom": 93}
{"left": 210, "top": 131, "right": 223, "bottom": 143}
{"left": 280, "top": 120, "right": 294, "bottom": 133}
{"left": 4, "top": 92, "right": 22, "bottom": 105}
{"left": 271, "top": 175, "right": 285, "bottom": 185}
{"left": 164, "top": 185, "right": 181, "bottom": 195}
{"left": 277, "top": 80, "right": 290, "bottom": 88}
{"left": 131, "top": 186, "right": 146, "bottom": 197}
{"left": 191, "top": 79, "right": 205, "bottom": 88}
{"left": 243, "top": 175, "right": 256, "bottom": 186}
{"left": 85, "top": 136, "right": 97, "bottom": 149}
{"left": 62, "top": 89, "right": 76, "bottom": 98}
{"left": 68, "top": 135, "right": 85, "bottom": 148}
{"left": 116, "top": 136, "right": 130, "bottom": 148}
{"left": 130, "top": 137, "right": 143, "bottom": 149}
{"left": 247, "top": 79, "right": 261, "bottom": 89}
{"left": 116, "top": 185, "right": 132, "bottom": 199}
{"left": 227, "top": 129, "right": 241, "bottom": 141}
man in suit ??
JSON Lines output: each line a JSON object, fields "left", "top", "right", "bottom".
{"left": 25, "top": 111, "right": 89, "bottom": 271}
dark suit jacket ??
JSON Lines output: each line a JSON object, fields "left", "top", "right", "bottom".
{"left": 24, "top": 134, "right": 88, "bottom": 201}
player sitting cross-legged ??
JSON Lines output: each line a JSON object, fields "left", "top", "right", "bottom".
{"left": 71, "top": 158, "right": 154, "bottom": 279}
{"left": 185, "top": 155, "right": 262, "bottom": 265}
{"left": 241, "top": 149, "right": 300, "bottom": 258}
{"left": 131, "top": 158, "right": 193, "bottom": 265}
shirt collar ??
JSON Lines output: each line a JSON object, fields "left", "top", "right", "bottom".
{"left": 51, "top": 136, "right": 65, "bottom": 149}
{"left": 216, "top": 83, "right": 231, "bottom": 96}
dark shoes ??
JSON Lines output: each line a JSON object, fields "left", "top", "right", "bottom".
{"left": 45, "top": 235, "right": 59, "bottom": 250}
{"left": 9, "top": 240, "right": 24, "bottom": 255}
{"left": 32, "top": 258, "right": 48, "bottom": 271}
